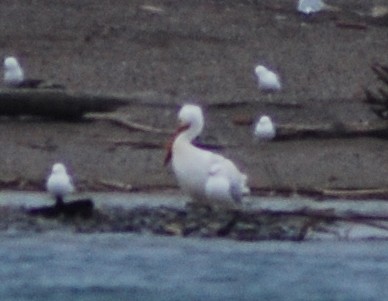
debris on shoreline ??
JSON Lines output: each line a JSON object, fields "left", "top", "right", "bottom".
{"left": 0, "top": 203, "right": 319, "bottom": 241}
{"left": 0, "top": 200, "right": 386, "bottom": 241}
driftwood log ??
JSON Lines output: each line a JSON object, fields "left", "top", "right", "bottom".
{"left": 0, "top": 89, "right": 135, "bottom": 119}
{"left": 232, "top": 117, "right": 388, "bottom": 140}
{"left": 276, "top": 122, "right": 388, "bottom": 139}
{"left": 365, "top": 64, "right": 388, "bottom": 119}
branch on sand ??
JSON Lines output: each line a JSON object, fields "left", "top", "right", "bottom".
{"left": 276, "top": 121, "right": 388, "bottom": 139}
{"left": 233, "top": 115, "right": 388, "bottom": 139}
{"left": 85, "top": 112, "right": 173, "bottom": 134}
{"left": 107, "top": 139, "right": 163, "bottom": 149}
{"left": 96, "top": 179, "right": 133, "bottom": 191}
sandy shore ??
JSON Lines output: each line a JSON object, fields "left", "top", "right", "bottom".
{"left": 0, "top": 0, "right": 388, "bottom": 196}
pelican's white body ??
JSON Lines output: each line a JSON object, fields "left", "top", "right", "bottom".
{"left": 46, "top": 163, "right": 74, "bottom": 200}
{"left": 254, "top": 65, "right": 281, "bottom": 92}
{"left": 254, "top": 115, "right": 276, "bottom": 141}
{"left": 171, "top": 104, "right": 249, "bottom": 204}
{"left": 4, "top": 56, "right": 24, "bottom": 86}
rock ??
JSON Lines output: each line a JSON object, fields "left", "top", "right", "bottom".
{"left": 27, "top": 199, "right": 94, "bottom": 219}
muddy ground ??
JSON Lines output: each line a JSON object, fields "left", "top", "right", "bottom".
{"left": 0, "top": 0, "right": 388, "bottom": 196}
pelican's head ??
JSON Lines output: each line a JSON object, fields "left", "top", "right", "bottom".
{"left": 51, "top": 163, "right": 67, "bottom": 175}
{"left": 178, "top": 104, "right": 204, "bottom": 130}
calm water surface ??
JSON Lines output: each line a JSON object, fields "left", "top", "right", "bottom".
{"left": 0, "top": 232, "right": 387, "bottom": 301}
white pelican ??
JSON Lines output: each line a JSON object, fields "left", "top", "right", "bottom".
{"left": 165, "top": 104, "right": 249, "bottom": 205}
{"left": 4, "top": 56, "right": 24, "bottom": 87}
{"left": 254, "top": 115, "right": 276, "bottom": 141}
{"left": 46, "top": 163, "right": 74, "bottom": 207}
{"left": 254, "top": 65, "right": 281, "bottom": 92}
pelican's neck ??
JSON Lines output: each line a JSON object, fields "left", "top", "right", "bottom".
{"left": 177, "top": 120, "right": 203, "bottom": 144}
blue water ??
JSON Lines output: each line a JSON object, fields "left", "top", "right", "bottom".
{"left": 0, "top": 232, "right": 387, "bottom": 301}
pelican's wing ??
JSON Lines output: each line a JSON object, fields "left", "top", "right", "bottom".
{"left": 208, "top": 154, "right": 249, "bottom": 203}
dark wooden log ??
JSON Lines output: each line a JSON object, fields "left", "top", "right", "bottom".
{"left": 234, "top": 119, "right": 388, "bottom": 140}
{"left": 0, "top": 89, "right": 135, "bottom": 119}
{"left": 27, "top": 199, "right": 94, "bottom": 218}
{"left": 365, "top": 64, "right": 388, "bottom": 119}
{"left": 276, "top": 122, "right": 388, "bottom": 139}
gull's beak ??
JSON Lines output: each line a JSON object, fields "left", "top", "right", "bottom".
{"left": 164, "top": 123, "right": 190, "bottom": 166}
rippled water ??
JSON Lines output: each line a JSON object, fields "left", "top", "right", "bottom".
{"left": 1, "top": 232, "right": 387, "bottom": 301}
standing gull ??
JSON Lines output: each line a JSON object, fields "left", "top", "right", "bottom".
{"left": 3, "top": 56, "right": 63, "bottom": 89}
{"left": 297, "top": 0, "right": 339, "bottom": 14}
{"left": 254, "top": 115, "right": 276, "bottom": 141}
{"left": 254, "top": 65, "right": 281, "bottom": 92}
{"left": 165, "top": 104, "right": 249, "bottom": 205}
{"left": 3, "top": 56, "right": 24, "bottom": 87}
{"left": 46, "top": 163, "right": 74, "bottom": 207}
{"left": 297, "top": 0, "right": 325, "bottom": 14}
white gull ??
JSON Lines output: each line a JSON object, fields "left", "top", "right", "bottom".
{"left": 3, "top": 56, "right": 62, "bottom": 89}
{"left": 254, "top": 115, "right": 276, "bottom": 141}
{"left": 297, "top": 0, "right": 339, "bottom": 14}
{"left": 4, "top": 56, "right": 24, "bottom": 87}
{"left": 254, "top": 65, "right": 281, "bottom": 92}
{"left": 298, "top": 0, "right": 325, "bottom": 14}
{"left": 46, "top": 163, "right": 75, "bottom": 207}
{"left": 165, "top": 104, "right": 249, "bottom": 205}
